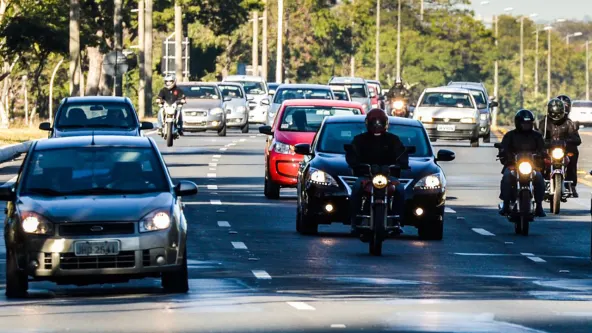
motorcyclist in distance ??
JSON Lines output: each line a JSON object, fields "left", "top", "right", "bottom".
{"left": 156, "top": 74, "right": 186, "bottom": 136}
{"left": 387, "top": 77, "right": 410, "bottom": 101}
{"left": 346, "top": 109, "right": 409, "bottom": 232}
{"left": 499, "top": 109, "right": 547, "bottom": 217}
{"left": 554, "top": 94, "right": 581, "bottom": 197}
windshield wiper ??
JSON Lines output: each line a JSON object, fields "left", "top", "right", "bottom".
{"left": 24, "top": 188, "right": 65, "bottom": 196}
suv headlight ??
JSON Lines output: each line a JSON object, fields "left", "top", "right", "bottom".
{"left": 551, "top": 148, "right": 565, "bottom": 160}
{"left": 272, "top": 140, "right": 293, "bottom": 154}
{"left": 210, "top": 108, "right": 224, "bottom": 115}
{"left": 461, "top": 117, "right": 476, "bottom": 124}
{"left": 140, "top": 211, "right": 172, "bottom": 232}
{"left": 307, "top": 168, "right": 338, "bottom": 187}
{"left": 20, "top": 212, "right": 54, "bottom": 235}
{"left": 414, "top": 173, "right": 443, "bottom": 190}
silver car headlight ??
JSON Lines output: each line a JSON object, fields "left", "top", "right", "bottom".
{"left": 414, "top": 173, "right": 443, "bottom": 190}
{"left": 307, "top": 168, "right": 339, "bottom": 187}
{"left": 20, "top": 212, "right": 54, "bottom": 235}
{"left": 480, "top": 113, "right": 488, "bottom": 121}
{"left": 272, "top": 140, "right": 293, "bottom": 154}
{"left": 210, "top": 108, "right": 224, "bottom": 115}
{"left": 236, "top": 106, "right": 247, "bottom": 113}
{"left": 140, "top": 211, "right": 172, "bottom": 232}
{"left": 460, "top": 117, "right": 476, "bottom": 124}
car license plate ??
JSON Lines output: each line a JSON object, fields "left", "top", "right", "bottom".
{"left": 74, "top": 241, "right": 120, "bottom": 256}
{"left": 437, "top": 124, "right": 456, "bottom": 132}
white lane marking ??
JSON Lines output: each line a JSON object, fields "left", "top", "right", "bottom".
{"left": 252, "top": 270, "right": 272, "bottom": 280}
{"left": 250, "top": 136, "right": 256, "bottom": 138}
{"left": 210, "top": 200, "right": 222, "bottom": 205}
{"left": 240, "top": 138, "right": 246, "bottom": 142}
{"left": 560, "top": 270, "right": 570, "bottom": 273}
{"left": 228, "top": 143, "right": 236, "bottom": 146}
{"left": 527, "top": 256, "right": 546, "bottom": 263}
{"left": 220, "top": 147, "right": 227, "bottom": 151}
{"left": 232, "top": 241, "right": 247, "bottom": 250}
{"left": 521, "top": 253, "right": 535, "bottom": 256}
{"left": 505, "top": 242, "right": 514, "bottom": 244}
{"left": 212, "top": 159, "right": 219, "bottom": 163}
{"left": 472, "top": 228, "right": 495, "bottom": 236}
{"left": 207, "top": 185, "right": 218, "bottom": 190}
{"left": 454, "top": 253, "right": 513, "bottom": 256}
{"left": 287, "top": 302, "right": 315, "bottom": 311}
{"left": 330, "top": 324, "right": 346, "bottom": 329}
{"left": 2, "top": 176, "right": 18, "bottom": 187}
{"left": 213, "top": 154, "right": 222, "bottom": 158}
{"left": 209, "top": 163, "right": 217, "bottom": 167}
{"left": 207, "top": 173, "right": 217, "bottom": 178}
{"left": 209, "top": 168, "right": 216, "bottom": 171}
{"left": 444, "top": 207, "right": 456, "bottom": 213}
{"left": 217, "top": 221, "right": 230, "bottom": 227}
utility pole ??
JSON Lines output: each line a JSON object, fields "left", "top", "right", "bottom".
{"left": 350, "top": 0, "right": 355, "bottom": 77}
{"left": 420, "top": 0, "right": 424, "bottom": 21}
{"left": 547, "top": 27, "right": 552, "bottom": 100}
{"left": 138, "top": 0, "right": 145, "bottom": 118}
{"left": 586, "top": 40, "right": 590, "bottom": 100}
{"left": 252, "top": 11, "right": 259, "bottom": 76}
{"left": 174, "top": 1, "right": 183, "bottom": 81}
{"left": 113, "top": 0, "right": 123, "bottom": 96}
{"left": 493, "top": 15, "right": 499, "bottom": 127}
{"left": 275, "top": 0, "right": 283, "bottom": 83}
{"left": 145, "top": 0, "right": 153, "bottom": 116}
{"left": 396, "top": 0, "right": 401, "bottom": 78}
{"left": 262, "top": 0, "right": 268, "bottom": 81}
{"left": 534, "top": 28, "right": 539, "bottom": 98}
{"left": 22, "top": 75, "right": 27, "bottom": 124}
{"left": 519, "top": 16, "right": 524, "bottom": 108}
{"left": 69, "top": 0, "right": 80, "bottom": 96}
{"left": 375, "top": 0, "right": 380, "bottom": 81}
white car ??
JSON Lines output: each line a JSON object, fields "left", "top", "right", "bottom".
{"left": 223, "top": 75, "right": 270, "bottom": 125}
{"left": 569, "top": 100, "right": 592, "bottom": 127}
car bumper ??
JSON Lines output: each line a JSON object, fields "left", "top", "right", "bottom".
{"left": 17, "top": 232, "right": 183, "bottom": 279}
{"left": 423, "top": 122, "right": 479, "bottom": 140}
{"left": 226, "top": 112, "right": 248, "bottom": 127}
{"left": 269, "top": 153, "right": 303, "bottom": 187}
{"left": 249, "top": 106, "right": 268, "bottom": 124}
{"left": 183, "top": 114, "right": 225, "bottom": 131}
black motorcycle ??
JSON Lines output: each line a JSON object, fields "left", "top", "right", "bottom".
{"left": 544, "top": 140, "right": 573, "bottom": 214}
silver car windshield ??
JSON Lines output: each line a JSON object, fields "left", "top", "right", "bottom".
{"left": 420, "top": 92, "right": 474, "bottom": 108}
{"left": 56, "top": 103, "right": 137, "bottom": 129}
{"left": 219, "top": 85, "right": 244, "bottom": 99}
{"left": 180, "top": 86, "right": 221, "bottom": 99}
{"left": 21, "top": 147, "right": 169, "bottom": 196}
{"left": 236, "top": 81, "right": 266, "bottom": 95}
{"left": 331, "top": 84, "right": 368, "bottom": 98}
{"left": 274, "top": 88, "right": 333, "bottom": 104}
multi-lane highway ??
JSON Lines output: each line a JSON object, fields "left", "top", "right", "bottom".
{"left": 0, "top": 127, "right": 592, "bottom": 332}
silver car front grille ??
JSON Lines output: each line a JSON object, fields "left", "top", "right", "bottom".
{"left": 184, "top": 110, "right": 208, "bottom": 117}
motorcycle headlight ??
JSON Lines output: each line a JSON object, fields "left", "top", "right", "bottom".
{"left": 165, "top": 106, "right": 176, "bottom": 115}
{"left": 393, "top": 100, "right": 404, "bottom": 109}
{"left": 480, "top": 114, "right": 488, "bottom": 120}
{"left": 20, "top": 212, "right": 54, "bottom": 235}
{"left": 414, "top": 173, "right": 443, "bottom": 190}
{"left": 372, "top": 175, "right": 388, "bottom": 189}
{"left": 461, "top": 117, "right": 476, "bottom": 124}
{"left": 551, "top": 148, "right": 565, "bottom": 160}
{"left": 140, "top": 211, "right": 172, "bottom": 232}
{"left": 236, "top": 106, "right": 247, "bottom": 113}
{"left": 308, "top": 168, "right": 338, "bottom": 187}
{"left": 518, "top": 161, "right": 533, "bottom": 175}
{"left": 210, "top": 108, "right": 224, "bottom": 115}
{"left": 272, "top": 140, "right": 293, "bottom": 154}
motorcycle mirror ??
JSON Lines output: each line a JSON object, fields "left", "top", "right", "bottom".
{"left": 259, "top": 125, "right": 273, "bottom": 136}
{"left": 140, "top": 122, "right": 154, "bottom": 130}
{"left": 493, "top": 143, "right": 502, "bottom": 149}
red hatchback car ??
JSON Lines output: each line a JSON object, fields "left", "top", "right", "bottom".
{"left": 259, "top": 100, "right": 365, "bottom": 199}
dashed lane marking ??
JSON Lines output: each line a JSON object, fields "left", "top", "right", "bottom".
{"left": 213, "top": 154, "right": 222, "bottom": 158}
{"left": 444, "top": 207, "right": 456, "bottom": 213}
{"left": 207, "top": 185, "right": 218, "bottom": 190}
{"left": 250, "top": 136, "right": 256, "bottom": 138}
{"left": 527, "top": 256, "right": 547, "bottom": 263}
{"left": 240, "top": 138, "right": 246, "bottom": 142}
{"left": 209, "top": 168, "right": 216, "bottom": 171}
{"left": 330, "top": 324, "right": 346, "bottom": 329}
{"left": 521, "top": 252, "right": 535, "bottom": 256}
{"left": 220, "top": 147, "right": 228, "bottom": 151}
{"left": 217, "top": 221, "right": 230, "bottom": 227}
{"left": 252, "top": 270, "right": 272, "bottom": 280}
{"left": 207, "top": 173, "right": 217, "bottom": 178}
{"left": 210, "top": 200, "right": 222, "bottom": 205}
{"left": 209, "top": 163, "right": 217, "bottom": 167}
{"left": 287, "top": 302, "right": 315, "bottom": 311}
{"left": 231, "top": 242, "right": 247, "bottom": 250}
{"left": 472, "top": 228, "right": 495, "bottom": 236}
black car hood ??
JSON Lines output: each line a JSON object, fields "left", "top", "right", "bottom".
{"left": 311, "top": 152, "right": 441, "bottom": 184}
{"left": 17, "top": 192, "right": 173, "bottom": 222}
{"left": 54, "top": 129, "right": 139, "bottom": 138}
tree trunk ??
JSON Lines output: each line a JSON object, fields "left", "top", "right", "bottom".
{"left": 69, "top": 0, "right": 81, "bottom": 96}
{"left": 86, "top": 46, "right": 103, "bottom": 95}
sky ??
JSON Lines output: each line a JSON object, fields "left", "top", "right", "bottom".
{"left": 469, "top": 0, "right": 592, "bottom": 23}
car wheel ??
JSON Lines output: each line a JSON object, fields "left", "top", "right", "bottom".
{"left": 161, "top": 249, "right": 189, "bottom": 293}
{"left": 264, "top": 173, "right": 280, "bottom": 199}
{"left": 418, "top": 219, "right": 444, "bottom": 241}
{"left": 483, "top": 132, "right": 491, "bottom": 143}
{"left": 241, "top": 121, "right": 249, "bottom": 133}
{"left": 470, "top": 138, "right": 479, "bottom": 147}
{"left": 5, "top": 250, "right": 28, "bottom": 298}
{"left": 298, "top": 206, "right": 318, "bottom": 235}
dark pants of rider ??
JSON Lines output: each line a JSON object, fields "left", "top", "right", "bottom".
{"left": 500, "top": 168, "right": 545, "bottom": 204}
{"left": 350, "top": 177, "right": 405, "bottom": 225}
{"left": 566, "top": 150, "right": 578, "bottom": 186}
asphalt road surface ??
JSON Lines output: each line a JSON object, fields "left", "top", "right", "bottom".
{"left": 0, "top": 126, "right": 592, "bottom": 333}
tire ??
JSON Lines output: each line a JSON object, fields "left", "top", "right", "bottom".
{"left": 162, "top": 249, "right": 189, "bottom": 293}
{"left": 297, "top": 207, "right": 318, "bottom": 235}
{"left": 483, "top": 132, "right": 491, "bottom": 143}
{"left": 217, "top": 124, "right": 227, "bottom": 137}
{"left": 6, "top": 250, "right": 28, "bottom": 298}
{"left": 166, "top": 122, "right": 174, "bottom": 147}
{"left": 369, "top": 205, "right": 385, "bottom": 256}
{"left": 552, "top": 174, "right": 562, "bottom": 214}
{"left": 241, "top": 121, "right": 249, "bottom": 133}
{"left": 519, "top": 190, "right": 530, "bottom": 236}
{"left": 264, "top": 174, "right": 280, "bottom": 199}
{"left": 470, "top": 138, "right": 479, "bottom": 147}
{"left": 418, "top": 220, "right": 444, "bottom": 241}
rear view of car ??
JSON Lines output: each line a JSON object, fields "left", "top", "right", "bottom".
{"left": 223, "top": 75, "right": 270, "bottom": 125}
{"left": 330, "top": 86, "right": 351, "bottom": 101}
{"left": 268, "top": 84, "right": 335, "bottom": 126}
{"left": 328, "top": 77, "right": 372, "bottom": 113}
{"left": 447, "top": 81, "right": 497, "bottom": 143}
{"left": 570, "top": 100, "right": 592, "bottom": 127}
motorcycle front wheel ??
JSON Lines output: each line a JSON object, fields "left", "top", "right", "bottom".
{"left": 517, "top": 190, "right": 530, "bottom": 236}
{"left": 369, "top": 205, "right": 385, "bottom": 256}
{"left": 551, "top": 174, "right": 562, "bottom": 214}
{"left": 166, "top": 122, "right": 174, "bottom": 147}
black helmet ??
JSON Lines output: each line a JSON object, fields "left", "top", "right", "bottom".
{"left": 365, "top": 108, "right": 389, "bottom": 135}
{"left": 547, "top": 98, "right": 566, "bottom": 122}
{"left": 514, "top": 109, "right": 535, "bottom": 132}
{"left": 557, "top": 95, "right": 572, "bottom": 114}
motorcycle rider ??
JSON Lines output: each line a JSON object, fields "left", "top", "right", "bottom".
{"left": 555, "top": 94, "right": 581, "bottom": 197}
{"left": 346, "top": 109, "right": 409, "bottom": 231}
{"left": 156, "top": 74, "right": 186, "bottom": 136}
{"left": 499, "top": 109, "right": 547, "bottom": 217}
{"left": 385, "top": 77, "right": 410, "bottom": 116}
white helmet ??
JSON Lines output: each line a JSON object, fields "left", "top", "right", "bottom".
{"left": 164, "top": 74, "right": 176, "bottom": 89}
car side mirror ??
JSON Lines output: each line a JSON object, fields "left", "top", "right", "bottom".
{"left": 247, "top": 96, "right": 254, "bottom": 101}
{"left": 589, "top": 169, "right": 592, "bottom": 176}
{"left": 294, "top": 143, "right": 311, "bottom": 155}
{"left": 248, "top": 101, "right": 257, "bottom": 109}
{"left": 261, "top": 99, "right": 270, "bottom": 106}
{"left": 259, "top": 125, "right": 273, "bottom": 136}
{"left": 269, "top": 90, "right": 276, "bottom": 96}
{"left": 174, "top": 181, "right": 198, "bottom": 196}
{"left": 0, "top": 186, "right": 15, "bottom": 201}
{"left": 436, "top": 149, "right": 455, "bottom": 162}
{"left": 39, "top": 122, "right": 52, "bottom": 131}
{"left": 140, "top": 122, "right": 154, "bottom": 130}
{"left": 490, "top": 101, "right": 499, "bottom": 107}
{"left": 223, "top": 97, "right": 232, "bottom": 102}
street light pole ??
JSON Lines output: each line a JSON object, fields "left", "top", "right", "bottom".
{"left": 137, "top": 0, "right": 145, "bottom": 118}
{"left": 113, "top": 0, "right": 123, "bottom": 96}
{"left": 520, "top": 16, "right": 524, "bottom": 108}
{"left": 350, "top": 0, "right": 355, "bottom": 77}
{"left": 566, "top": 32, "right": 583, "bottom": 45}
{"left": 252, "top": 11, "right": 259, "bottom": 76}
{"left": 547, "top": 27, "right": 552, "bottom": 100}
{"left": 261, "top": 0, "right": 268, "bottom": 81}
{"left": 275, "top": 0, "right": 283, "bottom": 83}
{"left": 493, "top": 14, "right": 498, "bottom": 126}
{"left": 175, "top": 1, "right": 183, "bottom": 82}
{"left": 396, "top": 0, "right": 401, "bottom": 79}
{"left": 534, "top": 28, "right": 539, "bottom": 98}
{"left": 375, "top": 0, "right": 380, "bottom": 81}
{"left": 586, "top": 40, "right": 590, "bottom": 100}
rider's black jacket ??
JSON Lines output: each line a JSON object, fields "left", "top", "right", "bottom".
{"left": 536, "top": 116, "right": 581, "bottom": 152}
{"left": 346, "top": 132, "right": 409, "bottom": 170}
{"left": 157, "top": 86, "right": 185, "bottom": 105}
{"left": 386, "top": 86, "right": 410, "bottom": 101}
{"left": 499, "top": 129, "right": 546, "bottom": 170}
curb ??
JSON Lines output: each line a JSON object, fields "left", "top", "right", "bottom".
{"left": 0, "top": 140, "right": 33, "bottom": 164}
